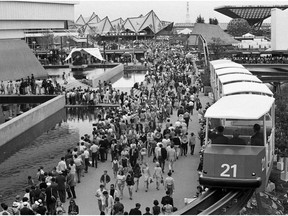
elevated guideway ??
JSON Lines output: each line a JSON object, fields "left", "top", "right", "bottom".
{"left": 243, "top": 64, "right": 288, "bottom": 83}
{"left": 174, "top": 189, "right": 254, "bottom": 215}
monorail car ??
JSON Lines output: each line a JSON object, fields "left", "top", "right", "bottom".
{"left": 199, "top": 60, "right": 275, "bottom": 192}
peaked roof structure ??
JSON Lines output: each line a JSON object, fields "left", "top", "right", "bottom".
{"left": 192, "top": 23, "right": 239, "bottom": 45}
{"left": 73, "top": 10, "right": 173, "bottom": 36}
{"left": 215, "top": 5, "right": 288, "bottom": 28}
{"left": 111, "top": 18, "right": 125, "bottom": 33}
{"left": 89, "top": 16, "right": 114, "bottom": 35}
{"left": 89, "top": 12, "right": 101, "bottom": 23}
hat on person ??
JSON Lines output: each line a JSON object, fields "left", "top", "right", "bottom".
{"left": 12, "top": 202, "right": 20, "bottom": 208}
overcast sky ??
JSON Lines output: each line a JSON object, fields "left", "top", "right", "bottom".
{"left": 73, "top": 0, "right": 287, "bottom": 23}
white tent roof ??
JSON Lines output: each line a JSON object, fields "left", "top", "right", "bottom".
{"left": 65, "top": 48, "right": 104, "bottom": 61}
{"left": 216, "top": 68, "right": 252, "bottom": 76}
{"left": 222, "top": 82, "right": 273, "bottom": 96}
{"left": 214, "top": 62, "right": 244, "bottom": 70}
{"left": 218, "top": 74, "right": 261, "bottom": 84}
{"left": 205, "top": 94, "right": 275, "bottom": 119}
{"left": 243, "top": 33, "right": 255, "bottom": 38}
{"left": 178, "top": 28, "right": 193, "bottom": 34}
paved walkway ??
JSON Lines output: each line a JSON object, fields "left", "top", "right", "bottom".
{"left": 62, "top": 92, "right": 212, "bottom": 215}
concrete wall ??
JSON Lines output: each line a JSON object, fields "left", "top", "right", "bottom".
{"left": 271, "top": 8, "right": 288, "bottom": 50}
{"left": 0, "top": 95, "right": 65, "bottom": 147}
{"left": 92, "top": 64, "right": 124, "bottom": 88}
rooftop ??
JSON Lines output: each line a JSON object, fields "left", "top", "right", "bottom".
{"left": 215, "top": 5, "right": 288, "bottom": 26}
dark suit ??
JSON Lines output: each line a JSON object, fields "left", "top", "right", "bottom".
{"left": 129, "top": 148, "right": 139, "bottom": 168}
{"left": 212, "top": 134, "right": 229, "bottom": 144}
{"left": 229, "top": 137, "right": 246, "bottom": 145}
{"left": 251, "top": 132, "right": 264, "bottom": 146}
{"left": 161, "top": 195, "right": 174, "bottom": 206}
{"left": 129, "top": 208, "right": 142, "bottom": 215}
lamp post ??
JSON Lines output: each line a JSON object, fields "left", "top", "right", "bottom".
{"left": 66, "top": 41, "right": 70, "bottom": 51}
{"left": 32, "top": 41, "right": 36, "bottom": 52}
{"left": 102, "top": 41, "right": 106, "bottom": 62}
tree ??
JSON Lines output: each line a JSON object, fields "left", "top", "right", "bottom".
{"left": 275, "top": 86, "right": 288, "bottom": 157}
{"left": 209, "top": 18, "right": 218, "bottom": 25}
{"left": 208, "top": 37, "right": 226, "bottom": 60}
{"left": 227, "top": 18, "right": 251, "bottom": 37}
{"left": 196, "top": 15, "right": 205, "bottom": 23}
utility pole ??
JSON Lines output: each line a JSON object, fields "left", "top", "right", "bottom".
{"left": 186, "top": 2, "right": 191, "bottom": 23}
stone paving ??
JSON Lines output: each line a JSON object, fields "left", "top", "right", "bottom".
{"left": 62, "top": 91, "right": 212, "bottom": 215}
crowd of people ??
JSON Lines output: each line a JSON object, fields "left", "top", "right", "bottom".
{"left": 232, "top": 55, "right": 288, "bottom": 64}
{"left": 0, "top": 39, "right": 208, "bottom": 215}
{"left": 0, "top": 75, "right": 63, "bottom": 96}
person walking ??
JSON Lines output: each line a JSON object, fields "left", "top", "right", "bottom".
{"left": 164, "top": 172, "right": 175, "bottom": 196}
{"left": 73, "top": 154, "right": 83, "bottom": 183}
{"left": 55, "top": 172, "right": 66, "bottom": 203}
{"left": 126, "top": 171, "right": 135, "bottom": 200}
{"left": 167, "top": 145, "right": 176, "bottom": 173}
{"left": 181, "top": 132, "right": 189, "bottom": 157}
{"left": 159, "top": 144, "right": 167, "bottom": 172}
{"left": 133, "top": 163, "right": 142, "bottom": 192}
{"left": 90, "top": 142, "right": 99, "bottom": 168}
{"left": 116, "top": 170, "right": 126, "bottom": 199}
{"left": 100, "top": 170, "right": 111, "bottom": 189}
{"left": 95, "top": 184, "right": 106, "bottom": 213}
{"left": 112, "top": 157, "right": 120, "bottom": 179}
{"left": 189, "top": 132, "right": 196, "bottom": 155}
{"left": 101, "top": 191, "right": 114, "bottom": 215}
{"left": 153, "top": 162, "right": 163, "bottom": 190}
{"left": 66, "top": 168, "right": 77, "bottom": 199}
{"left": 142, "top": 162, "right": 151, "bottom": 192}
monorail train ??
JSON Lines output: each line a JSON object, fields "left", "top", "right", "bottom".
{"left": 199, "top": 59, "right": 275, "bottom": 192}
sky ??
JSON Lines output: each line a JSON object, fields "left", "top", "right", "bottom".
{"left": 73, "top": 0, "right": 288, "bottom": 23}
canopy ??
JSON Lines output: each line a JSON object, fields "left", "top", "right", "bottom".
{"left": 218, "top": 74, "right": 261, "bottom": 84}
{"left": 214, "top": 62, "right": 244, "bottom": 70}
{"left": 0, "top": 39, "right": 47, "bottom": 81}
{"left": 216, "top": 68, "right": 252, "bottom": 76}
{"left": 205, "top": 94, "right": 275, "bottom": 120}
{"left": 210, "top": 59, "right": 231, "bottom": 66}
{"left": 222, "top": 82, "right": 273, "bottom": 96}
{"left": 65, "top": 48, "right": 104, "bottom": 61}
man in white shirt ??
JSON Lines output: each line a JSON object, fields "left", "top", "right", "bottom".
{"left": 167, "top": 145, "right": 177, "bottom": 173}
{"left": 90, "top": 142, "right": 99, "bottom": 168}
{"left": 57, "top": 157, "right": 67, "bottom": 173}
{"left": 102, "top": 191, "right": 114, "bottom": 215}
{"left": 83, "top": 147, "right": 90, "bottom": 173}
{"left": 95, "top": 184, "right": 106, "bottom": 213}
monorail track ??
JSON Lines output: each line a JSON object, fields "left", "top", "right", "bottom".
{"left": 174, "top": 189, "right": 254, "bottom": 215}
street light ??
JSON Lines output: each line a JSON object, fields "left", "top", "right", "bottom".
{"left": 32, "top": 41, "right": 36, "bottom": 51}
{"left": 66, "top": 41, "right": 70, "bottom": 51}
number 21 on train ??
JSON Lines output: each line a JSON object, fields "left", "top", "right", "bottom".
{"left": 220, "top": 164, "right": 237, "bottom": 178}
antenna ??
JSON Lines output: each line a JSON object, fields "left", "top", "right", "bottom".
{"left": 186, "top": 2, "right": 191, "bottom": 23}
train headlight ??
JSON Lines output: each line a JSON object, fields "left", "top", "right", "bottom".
{"left": 252, "top": 173, "right": 256, "bottom": 176}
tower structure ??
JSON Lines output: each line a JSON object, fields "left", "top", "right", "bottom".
{"left": 186, "top": 2, "right": 191, "bottom": 23}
